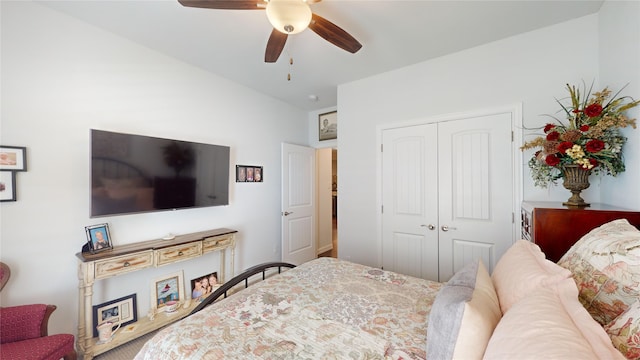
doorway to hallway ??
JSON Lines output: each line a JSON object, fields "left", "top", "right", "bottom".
{"left": 318, "top": 148, "right": 338, "bottom": 258}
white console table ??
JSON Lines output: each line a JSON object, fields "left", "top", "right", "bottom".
{"left": 76, "top": 228, "right": 237, "bottom": 359}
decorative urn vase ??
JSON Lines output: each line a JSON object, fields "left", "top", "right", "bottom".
{"left": 561, "top": 164, "right": 591, "bottom": 207}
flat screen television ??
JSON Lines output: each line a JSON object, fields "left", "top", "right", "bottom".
{"left": 90, "top": 129, "right": 230, "bottom": 217}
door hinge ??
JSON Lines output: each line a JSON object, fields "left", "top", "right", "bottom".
{"left": 511, "top": 131, "right": 514, "bottom": 142}
{"left": 512, "top": 212, "right": 515, "bottom": 223}
{"left": 381, "top": 205, "right": 384, "bottom": 214}
{"left": 381, "top": 144, "right": 383, "bottom": 152}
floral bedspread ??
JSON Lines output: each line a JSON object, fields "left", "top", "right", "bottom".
{"left": 135, "top": 257, "right": 442, "bottom": 360}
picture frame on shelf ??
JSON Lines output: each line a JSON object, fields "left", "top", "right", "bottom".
{"left": 236, "top": 165, "right": 263, "bottom": 183}
{"left": 0, "top": 146, "right": 27, "bottom": 171}
{"left": 318, "top": 111, "right": 337, "bottom": 141}
{"left": 85, "top": 223, "right": 112, "bottom": 253}
{"left": 92, "top": 294, "right": 137, "bottom": 338}
{"left": 0, "top": 171, "right": 17, "bottom": 202}
{"left": 151, "top": 270, "right": 186, "bottom": 314}
{"left": 190, "top": 271, "right": 219, "bottom": 302}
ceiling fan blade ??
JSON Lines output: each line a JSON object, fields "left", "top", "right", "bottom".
{"left": 178, "top": 0, "right": 263, "bottom": 10}
{"left": 265, "top": 29, "right": 288, "bottom": 63}
{"left": 308, "top": 13, "right": 362, "bottom": 54}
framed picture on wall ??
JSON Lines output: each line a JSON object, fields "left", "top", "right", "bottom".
{"left": 0, "top": 171, "right": 17, "bottom": 202}
{"left": 319, "top": 111, "right": 337, "bottom": 141}
{"left": 236, "top": 165, "right": 263, "bottom": 183}
{"left": 0, "top": 146, "right": 27, "bottom": 171}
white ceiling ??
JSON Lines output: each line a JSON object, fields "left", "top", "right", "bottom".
{"left": 37, "top": 0, "right": 604, "bottom": 111}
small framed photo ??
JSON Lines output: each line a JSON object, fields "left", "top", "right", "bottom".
{"left": 0, "top": 171, "right": 17, "bottom": 202}
{"left": 152, "top": 270, "right": 186, "bottom": 314}
{"left": 236, "top": 165, "right": 246, "bottom": 182}
{"left": 92, "top": 293, "right": 137, "bottom": 338}
{"left": 236, "top": 165, "right": 263, "bottom": 183}
{"left": 319, "top": 111, "right": 337, "bottom": 141}
{"left": 0, "top": 146, "right": 27, "bottom": 171}
{"left": 190, "top": 271, "right": 220, "bottom": 302}
{"left": 85, "top": 223, "right": 112, "bottom": 253}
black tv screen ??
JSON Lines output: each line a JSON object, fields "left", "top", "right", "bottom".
{"left": 90, "top": 129, "right": 230, "bottom": 217}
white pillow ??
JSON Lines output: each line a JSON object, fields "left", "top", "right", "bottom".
{"left": 426, "top": 260, "right": 501, "bottom": 360}
{"left": 484, "top": 278, "right": 625, "bottom": 360}
{"left": 491, "top": 240, "right": 571, "bottom": 313}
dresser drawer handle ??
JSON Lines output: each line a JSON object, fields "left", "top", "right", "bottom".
{"left": 123, "top": 262, "right": 131, "bottom": 267}
{"left": 178, "top": 251, "right": 184, "bottom": 256}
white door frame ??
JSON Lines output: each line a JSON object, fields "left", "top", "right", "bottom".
{"left": 375, "top": 104, "right": 523, "bottom": 268}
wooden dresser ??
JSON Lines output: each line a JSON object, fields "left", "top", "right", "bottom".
{"left": 521, "top": 202, "right": 640, "bottom": 262}
{"left": 76, "top": 228, "right": 237, "bottom": 360}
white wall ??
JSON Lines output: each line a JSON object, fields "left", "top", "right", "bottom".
{"left": 598, "top": 1, "right": 640, "bottom": 208}
{"left": 337, "top": 14, "right": 609, "bottom": 267}
{"left": 0, "top": 1, "right": 307, "bottom": 336}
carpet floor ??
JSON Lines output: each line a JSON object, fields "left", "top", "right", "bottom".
{"left": 93, "top": 330, "right": 158, "bottom": 360}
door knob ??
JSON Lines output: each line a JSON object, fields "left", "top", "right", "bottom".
{"left": 441, "top": 225, "right": 457, "bottom": 232}
{"left": 283, "top": 211, "right": 293, "bottom": 216}
{"left": 421, "top": 224, "right": 436, "bottom": 230}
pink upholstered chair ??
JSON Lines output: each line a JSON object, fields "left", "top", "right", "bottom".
{"left": 0, "top": 262, "right": 77, "bottom": 360}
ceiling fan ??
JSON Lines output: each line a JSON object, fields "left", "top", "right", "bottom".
{"left": 177, "top": 0, "right": 362, "bottom": 63}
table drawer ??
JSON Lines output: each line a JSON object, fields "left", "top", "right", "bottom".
{"left": 95, "top": 251, "right": 153, "bottom": 279}
{"left": 156, "top": 242, "right": 202, "bottom": 266}
{"left": 203, "top": 234, "right": 234, "bottom": 253}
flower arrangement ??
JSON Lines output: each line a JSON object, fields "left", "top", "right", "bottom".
{"left": 522, "top": 83, "right": 639, "bottom": 188}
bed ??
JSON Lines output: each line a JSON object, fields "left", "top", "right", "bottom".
{"left": 135, "top": 218, "right": 640, "bottom": 360}
{"left": 135, "top": 257, "right": 442, "bottom": 359}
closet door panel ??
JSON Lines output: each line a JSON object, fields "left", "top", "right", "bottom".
{"left": 438, "top": 113, "right": 514, "bottom": 281}
{"left": 381, "top": 124, "right": 439, "bottom": 281}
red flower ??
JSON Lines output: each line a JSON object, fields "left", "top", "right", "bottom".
{"left": 557, "top": 141, "right": 574, "bottom": 154}
{"left": 543, "top": 124, "right": 556, "bottom": 133}
{"left": 545, "top": 154, "right": 561, "bottom": 166}
{"left": 546, "top": 131, "right": 560, "bottom": 141}
{"left": 580, "top": 125, "right": 590, "bottom": 132}
{"left": 585, "top": 139, "right": 605, "bottom": 153}
{"left": 584, "top": 103, "right": 603, "bottom": 118}
{"left": 589, "top": 158, "right": 598, "bottom": 167}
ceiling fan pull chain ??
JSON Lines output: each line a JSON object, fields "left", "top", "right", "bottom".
{"left": 288, "top": 56, "right": 293, "bottom": 81}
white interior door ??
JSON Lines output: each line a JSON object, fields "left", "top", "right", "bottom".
{"left": 382, "top": 124, "right": 439, "bottom": 280}
{"left": 281, "top": 143, "right": 316, "bottom": 265}
{"left": 437, "top": 113, "right": 514, "bottom": 281}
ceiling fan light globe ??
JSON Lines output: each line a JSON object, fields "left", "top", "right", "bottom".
{"left": 266, "top": 0, "right": 312, "bottom": 35}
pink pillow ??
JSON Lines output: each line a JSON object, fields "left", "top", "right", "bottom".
{"left": 604, "top": 300, "right": 640, "bottom": 359}
{"left": 484, "top": 278, "right": 625, "bottom": 360}
{"left": 491, "top": 240, "right": 571, "bottom": 313}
